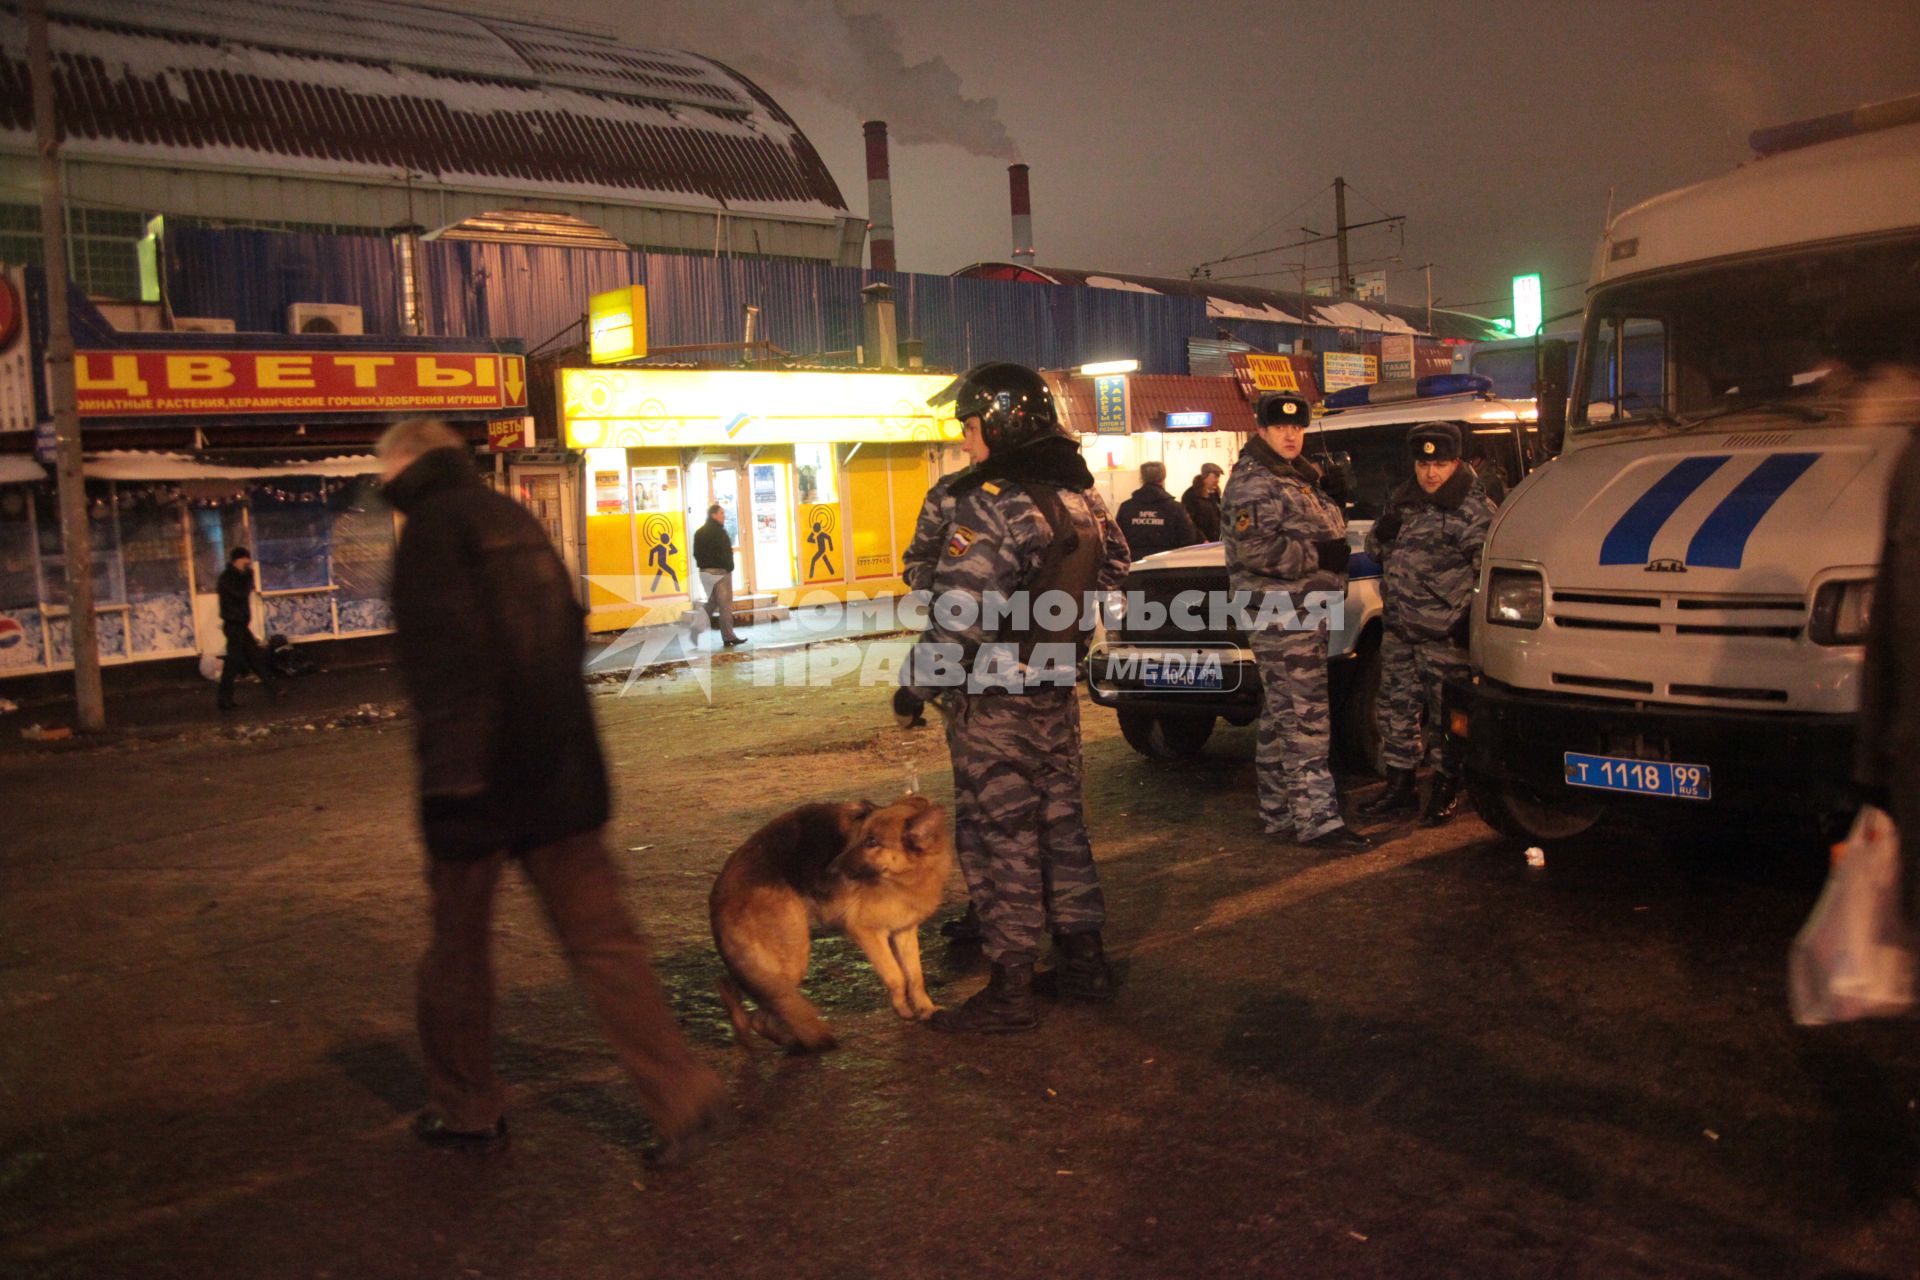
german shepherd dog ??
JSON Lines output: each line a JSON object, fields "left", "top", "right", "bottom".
{"left": 710, "top": 795, "right": 952, "bottom": 1051}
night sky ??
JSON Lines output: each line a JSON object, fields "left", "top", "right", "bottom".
{"left": 573, "top": 0, "right": 1920, "bottom": 320}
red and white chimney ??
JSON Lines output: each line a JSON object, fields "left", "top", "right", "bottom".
{"left": 1009, "top": 163, "right": 1035, "bottom": 266}
{"left": 863, "top": 120, "right": 896, "bottom": 272}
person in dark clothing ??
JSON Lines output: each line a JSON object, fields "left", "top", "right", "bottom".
{"left": 377, "top": 418, "right": 731, "bottom": 1163}
{"left": 1181, "top": 462, "right": 1226, "bottom": 541}
{"left": 692, "top": 504, "right": 746, "bottom": 646}
{"left": 1852, "top": 365, "right": 1920, "bottom": 932}
{"left": 1114, "top": 461, "right": 1199, "bottom": 559}
{"left": 215, "top": 547, "right": 279, "bottom": 711}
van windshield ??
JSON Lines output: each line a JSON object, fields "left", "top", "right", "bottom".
{"left": 1572, "top": 232, "right": 1920, "bottom": 433}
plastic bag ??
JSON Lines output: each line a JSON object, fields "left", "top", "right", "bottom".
{"left": 1789, "top": 805, "right": 1917, "bottom": 1025}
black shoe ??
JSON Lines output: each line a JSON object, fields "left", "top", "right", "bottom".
{"left": 413, "top": 1111, "right": 509, "bottom": 1151}
{"left": 1361, "top": 767, "right": 1419, "bottom": 815}
{"left": 939, "top": 905, "right": 983, "bottom": 943}
{"left": 643, "top": 1098, "right": 738, "bottom": 1169}
{"left": 723, "top": 636, "right": 750, "bottom": 647}
{"left": 928, "top": 962, "right": 1038, "bottom": 1034}
{"left": 1304, "top": 824, "right": 1375, "bottom": 853}
{"left": 1034, "top": 931, "right": 1115, "bottom": 1003}
{"left": 1421, "top": 772, "right": 1462, "bottom": 826}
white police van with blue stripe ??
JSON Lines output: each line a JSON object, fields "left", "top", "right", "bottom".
{"left": 1090, "top": 377, "right": 1542, "bottom": 765}
{"left": 1460, "top": 96, "right": 1920, "bottom": 841}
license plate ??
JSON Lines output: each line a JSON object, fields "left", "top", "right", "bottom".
{"left": 1127, "top": 652, "right": 1226, "bottom": 690}
{"left": 1563, "top": 752, "right": 1711, "bottom": 800}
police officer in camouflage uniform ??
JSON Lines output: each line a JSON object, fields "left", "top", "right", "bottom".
{"left": 1223, "top": 393, "right": 1373, "bottom": 852}
{"left": 895, "top": 362, "right": 1131, "bottom": 1033}
{"left": 1360, "top": 422, "right": 1497, "bottom": 826}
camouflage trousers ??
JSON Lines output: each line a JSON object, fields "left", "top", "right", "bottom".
{"left": 1376, "top": 630, "right": 1470, "bottom": 775}
{"left": 945, "top": 686, "right": 1107, "bottom": 965}
{"left": 1251, "top": 625, "right": 1342, "bottom": 840}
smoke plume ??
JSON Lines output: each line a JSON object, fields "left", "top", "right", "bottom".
{"left": 618, "top": 0, "right": 1020, "bottom": 160}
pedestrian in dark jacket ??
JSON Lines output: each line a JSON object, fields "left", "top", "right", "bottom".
{"left": 1852, "top": 365, "right": 1920, "bottom": 929}
{"left": 692, "top": 505, "right": 745, "bottom": 646}
{"left": 1115, "top": 461, "right": 1198, "bottom": 559}
{"left": 1181, "top": 462, "right": 1225, "bottom": 541}
{"left": 215, "top": 547, "right": 279, "bottom": 711}
{"left": 378, "top": 418, "right": 730, "bottom": 1163}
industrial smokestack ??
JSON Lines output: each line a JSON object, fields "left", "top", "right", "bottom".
{"left": 863, "top": 120, "right": 896, "bottom": 272}
{"left": 1009, "top": 163, "right": 1034, "bottom": 266}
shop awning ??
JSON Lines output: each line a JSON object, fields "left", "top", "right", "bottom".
{"left": 82, "top": 451, "right": 380, "bottom": 480}
{"left": 0, "top": 456, "right": 47, "bottom": 483}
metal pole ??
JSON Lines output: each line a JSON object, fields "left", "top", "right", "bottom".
{"left": 27, "top": 0, "right": 103, "bottom": 732}
{"left": 1424, "top": 263, "right": 1433, "bottom": 335}
{"left": 1334, "top": 176, "right": 1352, "bottom": 300}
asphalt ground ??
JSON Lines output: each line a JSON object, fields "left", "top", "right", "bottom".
{"left": 1, "top": 637, "right": 1916, "bottom": 1279}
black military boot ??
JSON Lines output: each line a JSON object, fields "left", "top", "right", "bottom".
{"left": 1034, "top": 931, "right": 1116, "bottom": 1003}
{"left": 928, "top": 962, "right": 1038, "bottom": 1034}
{"left": 939, "top": 903, "right": 984, "bottom": 943}
{"left": 1421, "top": 771, "right": 1462, "bottom": 827}
{"left": 1361, "top": 768, "right": 1419, "bottom": 815}
{"left": 1303, "top": 824, "right": 1375, "bottom": 853}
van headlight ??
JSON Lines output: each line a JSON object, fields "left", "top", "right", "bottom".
{"left": 1809, "top": 578, "right": 1874, "bottom": 645}
{"left": 1486, "top": 568, "right": 1545, "bottom": 629}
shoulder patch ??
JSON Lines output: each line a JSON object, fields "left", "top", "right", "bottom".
{"left": 1233, "top": 509, "right": 1252, "bottom": 534}
{"left": 980, "top": 481, "right": 1002, "bottom": 495}
{"left": 946, "top": 525, "right": 980, "bottom": 557}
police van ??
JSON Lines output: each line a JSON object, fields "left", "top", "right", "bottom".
{"left": 1090, "top": 377, "right": 1542, "bottom": 764}
{"left": 1458, "top": 97, "right": 1920, "bottom": 841}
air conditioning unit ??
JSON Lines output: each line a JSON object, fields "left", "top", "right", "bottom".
{"left": 287, "top": 302, "right": 363, "bottom": 335}
{"left": 173, "top": 316, "right": 236, "bottom": 333}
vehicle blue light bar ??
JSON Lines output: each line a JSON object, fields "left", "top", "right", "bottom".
{"left": 1321, "top": 373, "right": 1492, "bottom": 411}
{"left": 1750, "top": 93, "right": 1920, "bottom": 157}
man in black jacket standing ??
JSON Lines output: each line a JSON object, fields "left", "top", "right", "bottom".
{"left": 378, "top": 418, "right": 729, "bottom": 1162}
{"left": 1115, "top": 461, "right": 1198, "bottom": 560}
{"left": 692, "top": 504, "right": 747, "bottom": 647}
{"left": 1181, "top": 462, "right": 1225, "bottom": 542}
{"left": 215, "top": 546, "right": 278, "bottom": 711}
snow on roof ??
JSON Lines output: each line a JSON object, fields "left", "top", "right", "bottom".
{"left": 1309, "top": 301, "right": 1417, "bottom": 334}
{"left": 1083, "top": 275, "right": 1163, "bottom": 294}
{"left": 0, "top": 0, "right": 849, "bottom": 222}
{"left": 1206, "top": 296, "right": 1303, "bottom": 324}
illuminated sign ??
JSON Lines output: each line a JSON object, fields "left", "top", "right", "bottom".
{"left": 561, "top": 368, "right": 964, "bottom": 448}
{"left": 487, "top": 416, "right": 533, "bottom": 451}
{"left": 72, "top": 350, "right": 527, "bottom": 417}
{"left": 1094, "top": 374, "right": 1128, "bottom": 435}
{"left": 1079, "top": 358, "right": 1140, "bottom": 376}
{"left": 1320, "top": 352, "right": 1377, "bottom": 393}
{"left": 1244, "top": 353, "right": 1299, "bottom": 392}
{"left": 1511, "top": 273, "right": 1543, "bottom": 339}
{"left": 589, "top": 285, "right": 648, "bottom": 364}
{"left": 1163, "top": 411, "right": 1213, "bottom": 429}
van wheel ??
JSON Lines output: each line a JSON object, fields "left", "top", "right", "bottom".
{"left": 1467, "top": 774, "right": 1602, "bottom": 842}
{"left": 1335, "top": 646, "right": 1385, "bottom": 776}
{"left": 1117, "top": 709, "right": 1215, "bottom": 759}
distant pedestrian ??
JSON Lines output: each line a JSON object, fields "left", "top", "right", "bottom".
{"left": 1115, "top": 461, "right": 1198, "bottom": 559}
{"left": 1181, "top": 462, "right": 1225, "bottom": 541}
{"left": 1853, "top": 362, "right": 1920, "bottom": 933}
{"left": 378, "top": 418, "right": 731, "bottom": 1164}
{"left": 1223, "top": 393, "right": 1371, "bottom": 852}
{"left": 1361, "top": 423, "right": 1497, "bottom": 826}
{"left": 215, "top": 547, "right": 279, "bottom": 711}
{"left": 896, "top": 363, "right": 1131, "bottom": 1032}
{"left": 693, "top": 505, "right": 747, "bottom": 647}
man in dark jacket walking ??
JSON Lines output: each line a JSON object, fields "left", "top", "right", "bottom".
{"left": 1181, "top": 462, "right": 1225, "bottom": 541}
{"left": 692, "top": 504, "right": 746, "bottom": 646}
{"left": 215, "top": 546, "right": 278, "bottom": 711}
{"left": 378, "top": 418, "right": 729, "bottom": 1162}
{"left": 1115, "top": 461, "right": 1198, "bottom": 559}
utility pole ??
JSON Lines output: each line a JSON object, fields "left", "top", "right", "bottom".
{"left": 27, "top": 0, "right": 103, "bottom": 732}
{"left": 1421, "top": 262, "right": 1434, "bottom": 334}
{"left": 1333, "top": 176, "right": 1351, "bottom": 299}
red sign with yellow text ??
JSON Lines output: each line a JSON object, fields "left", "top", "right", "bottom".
{"left": 73, "top": 350, "right": 528, "bottom": 417}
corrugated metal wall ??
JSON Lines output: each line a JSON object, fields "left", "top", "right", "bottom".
{"left": 164, "top": 228, "right": 1319, "bottom": 373}
{"left": 164, "top": 227, "right": 406, "bottom": 335}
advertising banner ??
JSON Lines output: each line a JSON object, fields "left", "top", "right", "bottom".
{"left": 73, "top": 351, "right": 528, "bottom": 417}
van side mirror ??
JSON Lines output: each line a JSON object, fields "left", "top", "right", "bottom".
{"left": 1534, "top": 338, "right": 1570, "bottom": 454}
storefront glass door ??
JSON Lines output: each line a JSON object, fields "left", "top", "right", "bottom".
{"left": 748, "top": 461, "right": 793, "bottom": 591}
{"left": 511, "top": 465, "right": 577, "bottom": 578}
{"left": 686, "top": 459, "right": 745, "bottom": 591}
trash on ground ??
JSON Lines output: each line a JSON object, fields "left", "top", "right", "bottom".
{"left": 21, "top": 724, "right": 72, "bottom": 742}
{"left": 0, "top": 698, "right": 17, "bottom": 714}
{"left": 627, "top": 844, "right": 655, "bottom": 852}
{"left": 1524, "top": 847, "right": 1547, "bottom": 868}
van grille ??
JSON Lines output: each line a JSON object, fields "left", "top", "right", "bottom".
{"left": 1548, "top": 590, "right": 1803, "bottom": 640}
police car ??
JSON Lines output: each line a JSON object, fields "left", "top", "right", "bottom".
{"left": 1458, "top": 96, "right": 1920, "bottom": 842}
{"left": 1090, "top": 376, "right": 1542, "bottom": 764}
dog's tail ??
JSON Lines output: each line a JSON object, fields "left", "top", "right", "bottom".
{"left": 715, "top": 976, "right": 756, "bottom": 1050}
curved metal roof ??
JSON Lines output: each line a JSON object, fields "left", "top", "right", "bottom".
{"left": 0, "top": 0, "right": 849, "bottom": 221}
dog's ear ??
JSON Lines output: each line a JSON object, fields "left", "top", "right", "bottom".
{"left": 903, "top": 801, "right": 947, "bottom": 854}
